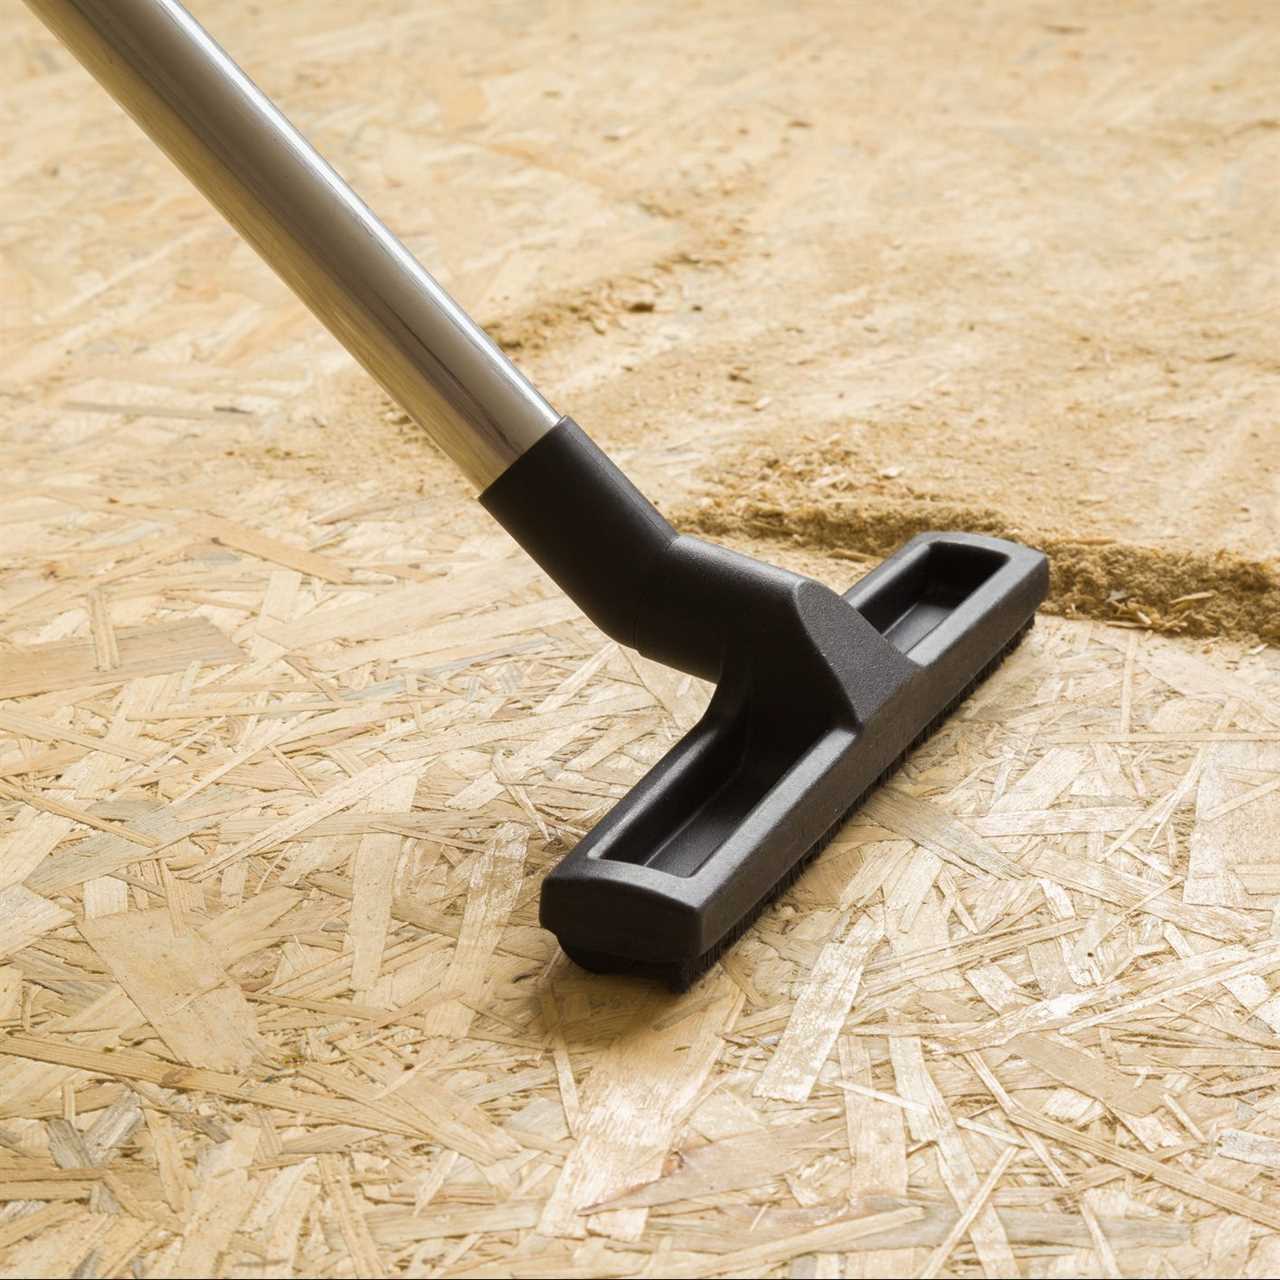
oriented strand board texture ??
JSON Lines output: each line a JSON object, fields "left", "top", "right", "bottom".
{"left": 3, "top": 443, "right": 1280, "bottom": 1277}
{"left": 4, "top": 2, "right": 1280, "bottom": 1278}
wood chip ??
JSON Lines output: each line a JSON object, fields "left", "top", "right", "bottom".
{"left": 0, "top": 619, "right": 243, "bottom": 698}
{"left": 890, "top": 1036, "right": 1020, "bottom": 1276}
{"left": 538, "top": 980, "right": 742, "bottom": 1239}
{"left": 657, "top": 1206, "right": 926, "bottom": 1278}
{"left": 423, "top": 823, "right": 529, "bottom": 1036}
{"left": 0, "top": 1035, "right": 435, "bottom": 1138}
{"left": 349, "top": 770, "right": 420, "bottom": 994}
{"left": 862, "top": 789, "right": 1020, "bottom": 879}
{"left": 0, "top": 885, "right": 72, "bottom": 958}
{"left": 756, "top": 912, "right": 883, "bottom": 1101}
{"left": 80, "top": 907, "right": 262, "bottom": 1071}
{"left": 1010, "top": 1100, "right": 1280, "bottom": 1230}
{"left": 186, "top": 514, "right": 351, "bottom": 584}
{"left": 585, "top": 1118, "right": 843, "bottom": 1210}
{"left": 318, "top": 1152, "right": 386, "bottom": 1278}
{"left": 1216, "top": 1128, "right": 1280, "bottom": 1170}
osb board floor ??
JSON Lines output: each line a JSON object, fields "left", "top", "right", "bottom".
{"left": 3, "top": 438, "right": 1280, "bottom": 1277}
{"left": 2, "top": 1, "right": 1280, "bottom": 1278}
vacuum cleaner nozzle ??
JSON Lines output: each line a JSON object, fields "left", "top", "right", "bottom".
{"left": 483, "top": 418, "right": 1048, "bottom": 989}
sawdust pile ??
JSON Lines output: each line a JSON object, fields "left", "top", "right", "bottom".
{"left": 680, "top": 443, "right": 1280, "bottom": 645}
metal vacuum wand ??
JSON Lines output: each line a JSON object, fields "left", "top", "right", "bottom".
{"left": 23, "top": 0, "right": 559, "bottom": 489}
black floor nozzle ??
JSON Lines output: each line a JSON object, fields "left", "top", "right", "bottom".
{"left": 482, "top": 418, "right": 1048, "bottom": 988}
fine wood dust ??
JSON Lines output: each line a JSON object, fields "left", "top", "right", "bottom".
{"left": 680, "top": 443, "right": 1280, "bottom": 645}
